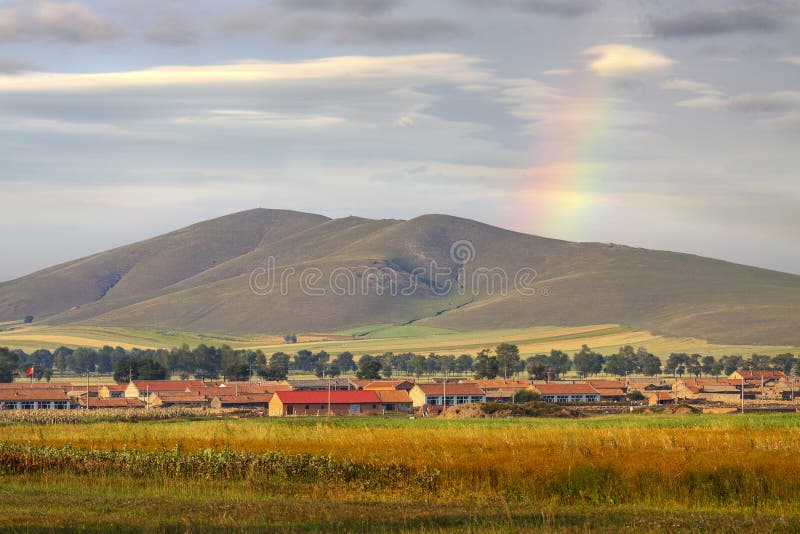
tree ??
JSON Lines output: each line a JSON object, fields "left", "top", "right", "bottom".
{"left": 356, "top": 358, "right": 382, "bottom": 380}
{"left": 455, "top": 354, "right": 473, "bottom": 374}
{"left": 224, "top": 362, "right": 251, "bottom": 381}
{"left": 573, "top": 345, "right": 604, "bottom": 378}
{"left": 71, "top": 347, "right": 97, "bottom": 374}
{"left": 112, "top": 358, "right": 167, "bottom": 382}
{"left": 701, "top": 356, "right": 716, "bottom": 377}
{"left": 283, "top": 333, "right": 297, "bottom": 344}
{"left": 410, "top": 354, "right": 426, "bottom": 378}
{"left": 334, "top": 352, "right": 357, "bottom": 374}
{"left": 720, "top": 355, "right": 743, "bottom": 376}
{"left": 526, "top": 355, "right": 549, "bottom": 380}
{"left": 0, "top": 347, "right": 18, "bottom": 382}
{"left": 665, "top": 353, "right": 688, "bottom": 377}
{"left": 53, "top": 346, "right": 73, "bottom": 376}
{"left": 604, "top": 347, "right": 638, "bottom": 377}
{"left": 626, "top": 390, "right": 645, "bottom": 402}
{"left": 495, "top": 343, "right": 520, "bottom": 379}
{"left": 548, "top": 350, "right": 571, "bottom": 379}
{"left": 636, "top": 348, "right": 661, "bottom": 376}
{"left": 474, "top": 349, "right": 498, "bottom": 379}
{"left": 23, "top": 315, "right": 33, "bottom": 324}
{"left": 772, "top": 353, "right": 797, "bottom": 375}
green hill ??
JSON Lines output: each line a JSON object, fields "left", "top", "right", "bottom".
{"left": 1, "top": 208, "right": 798, "bottom": 345}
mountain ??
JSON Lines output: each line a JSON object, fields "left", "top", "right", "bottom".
{"left": 1, "top": 208, "right": 799, "bottom": 345}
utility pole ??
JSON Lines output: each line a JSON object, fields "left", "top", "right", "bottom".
{"left": 741, "top": 375, "right": 745, "bottom": 415}
{"left": 443, "top": 369, "right": 447, "bottom": 411}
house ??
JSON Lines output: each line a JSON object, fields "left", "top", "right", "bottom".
{"left": 147, "top": 391, "right": 209, "bottom": 408}
{"left": 596, "top": 389, "right": 626, "bottom": 402}
{"left": 269, "top": 390, "right": 382, "bottom": 416}
{"left": 210, "top": 393, "right": 272, "bottom": 409}
{"left": 407, "top": 383, "right": 486, "bottom": 408}
{"left": 124, "top": 380, "right": 204, "bottom": 399}
{"left": 212, "top": 381, "right": 291, "bottom": 393}
{"left": 587, "top": 380, "right": 627, "bottom": 393}
{"left": 78, "top": 397, "right": 144, "bottom": 409}
{"left": 0, "top": 388, "right": 72, "bottom": 410}
{"left": 363, "top": 380, "right": 415, "bottom": 391}
{"left": 98, "top": 383, "right": 127, "bottom": 398}
{"left": 729, "top": 370, "right": 786, "bottom": 383}
{"left": 648, "top": 392, "right": 675, "bottom": 406}
{"left": 530, "top": 383, "right": 600, "bottom": 404}
{"left": 375, "top": 390, "right": 412, "bottom": 413}
{"left": 484, "top": 388, "right": 523, "bottom": 403}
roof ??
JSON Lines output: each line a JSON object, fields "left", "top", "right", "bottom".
{"left": 103, "top": 384, "right": 128, "bottom": 392}
{"left": 0, "top": 388, "right": 70, "bottom": 401}
{"left": 375, "top": 390, "right": 412, "bottom": 404}
{"left": 153, "top": 392, "right": 208, "bottom": 403}
{"left": 597, "top": 388, "right": 626, "bottom": 397}
{"left": 652, "top": 392, "right": 675, "bottom": 401}
{"left": 214, "top": 393, "right": 273, "bottom": 405}
{"left": 731, "top": 370, "right": 786, "bottom": 380}
{"left": 0, "top": 382, "right": 73, "bottom": 389}
{"left": 414, "top": 383, "right": 485, "bottom": 396}
{"left": 78, "top": 397, "right": 144, "bottom": 408}
{"left": 363, "top": 380, "right": 414, "bottom": 390}
{"left": 462, "top": 379, "right": 532, "bottom": 390}
{"left": 131, "top": 380, "right": 204, "bottom": 391}
{"left": 212, "top": 381, "right": 289, "bottom": 393}
{"left": 532, "top": 383, "right": 599, "bottom": 395}
{"left": 286, "top": 378, "right": 353, "bottom": 390}
{"left": 587, "top": 380, "right": 626, "bottom": 390}
{"left": 274, "top": 390, "right": 380, "bottom": 404}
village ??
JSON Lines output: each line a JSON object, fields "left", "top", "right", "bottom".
{"left": 0, "top": 369, "right": 796, "bottom": 416}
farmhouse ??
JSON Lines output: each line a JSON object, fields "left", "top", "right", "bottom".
{"left": 124, "top": 380, "right": 204, "bottom": 399}
{"left": 375, "top": 389, "right": 412, "bottom": 413}
{"left": 0, "top": 388, "right": 72, "bottom": 410}
{"left": 408, "top": 383, "right": 486, "bottom": 408}
{"left": 363, "top": 380, "right": 415, "bottom": 391}
{"left": 531, "top": 383, "right": 600, "bottom": 404}
{"left": 647, "top": 392, "right": 675, "bottom": 406}
{"left": 98, "top": 383, "right": 127, "bottom": 398}
{"left": 78, "top": 397, "right": 144, "bottom": 409}
{"left": 286, "top": 378, "right": 354, "bottom": 391}
{"left": 210, "top": 393, "right": 272, "bottom": 409}
{"left": 269, "top": 390, "right": 382, "bottom": 416}
{"left": 147, "top": 391, "right": 208, "bottom": 408}
{"left": 729, "top": 370, "right": 785, "bottom": 383}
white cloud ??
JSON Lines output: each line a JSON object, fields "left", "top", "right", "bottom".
{"left": 583, "top": 44, "right": 676, "bottom": 76}
{"left": 783, "top": 55, "right": 800, "bottom": 65}
{"left": 661, "top": 77, "right": 722, "bottom": 96}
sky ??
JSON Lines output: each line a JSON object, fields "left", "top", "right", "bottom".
{"left": 1, "top": 0, "right": 799, "bottom": 281}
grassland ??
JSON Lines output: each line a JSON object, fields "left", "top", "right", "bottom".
{"left": 2, "top": 414, "right": 800, "bottom": 532}
{"left": 1, "top": 323, "right": 798, "bottom": 360}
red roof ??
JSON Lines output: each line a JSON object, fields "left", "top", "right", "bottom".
{"left": 597, "top": 388, "right": 626, "bottom": 397}
{"left": 274, "top": 390, "right": 380, "bottom": 404}
{"left": 587, "top": 380, "right": 626, "bottom": 390}
{"left": 732, "top": 370, "right": 785, "bottom": 380}
{"left": 532, "top": 383, "right": 599, "bottom": 395}
{"left": 0, "top": 388, "right": 70, "bottom": 401}
{"left": 79, "top": 397, "right": 144, "bottom": 408}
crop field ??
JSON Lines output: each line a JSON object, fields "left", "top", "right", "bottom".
{"left": 1, "top": 323, "right": 798, "bottom": 360}
{"left": 2, "top": 413, "right": 800, "bottom": 531}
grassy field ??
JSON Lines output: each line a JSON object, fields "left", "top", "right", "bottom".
{"left": 2, "top": 414, "right": 800, "bottom": 531}
{"left": 1, "top": 323, "right": 798, "bottom": 359}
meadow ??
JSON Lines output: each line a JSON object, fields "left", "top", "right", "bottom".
{"left": 1, "top": 323, "right": 798, "bottom": 359}
{"left": 2, "top": 413, "right": 800, "bottom": 531}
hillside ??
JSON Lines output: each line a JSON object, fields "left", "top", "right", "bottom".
{"left": 1, "top": 208, "right": 799, "bottom": 345}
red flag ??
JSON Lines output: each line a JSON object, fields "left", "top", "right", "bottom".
{"left": 26, "top": 367, "right": 34, "bottom": 376}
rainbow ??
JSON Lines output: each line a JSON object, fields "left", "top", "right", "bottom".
{"left": 518, "top": 72, "right": 617, "bottom": 241}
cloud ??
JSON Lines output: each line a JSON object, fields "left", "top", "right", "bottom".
{"left": 648, "top": 3, "right": 798, "bottom": 38}
{"left": 0, "top": 0, "right": 120, "bottom": 43}
{"left": 276, "top": 0, "right": 402, "bottom": 16}
{"left": 332, "top": 17, "right": 465, "bottom": 44}
{"left": 726, "top": 92, "right": 800, "bottom": 113}
{"left": 583, "top": 44, "right": 675, "bottom": 76}
{"left": 783, "top": 55, "right": 800, "bottom": 65}
{"left": 0, "top": 56, "right": 36, "bottom": 74}
{"left": 458, "top": 0, "right": 598, "bottom": 18}
{"left": 661, "top": 77, "right": 721, "bottom": 96}
{"left": 143, "top": 10, "right": 198, "bottom": 46}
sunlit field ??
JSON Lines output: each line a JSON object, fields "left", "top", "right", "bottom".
{"left": 1, "top": 323, "right": 797, "bottom": 359}
{"left": 2, "top": 414, "right": 800, "bottom": 531}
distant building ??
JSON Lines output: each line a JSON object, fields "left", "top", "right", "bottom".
{"left": 530, "top": 383, "right": 600, "bottom": 404}
{"left": 0, "top": 388, "right": 72, "bottom": 410}
{"left": 269, "top": 390, "right": 382, "bottom": 416}
{"left": 407, "top": 383, "right": 486, "bottom": 408}
{"left": 375, "top": 390, "right": 412, "bottom": 413}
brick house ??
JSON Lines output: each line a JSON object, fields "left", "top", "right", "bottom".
{"left": 269, "top": 390, "right": 382, "bottom": 416}
{"left": 530, "top": 383, "right": 600, "bottom": 404}
{"left": 408, "top": 383, "right": 486, "bottom": 408}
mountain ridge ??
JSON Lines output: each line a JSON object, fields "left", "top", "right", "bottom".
{"left": 2, "top": 208, "right": 799, "bottom": 345}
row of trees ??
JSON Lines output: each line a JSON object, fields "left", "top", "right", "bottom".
{"left": 1, "top": 343, "right": 798, "bottom": 383}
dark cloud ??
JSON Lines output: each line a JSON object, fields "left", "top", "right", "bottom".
{"left": 276, "top": 0, "right": 402, "bottom": 16}
{"left": 333, "top": 17, "right": 466, "bottom": 44}
{"left": 457, "top": 0, "right": 598, "bottom": 18}
{"left": 0, "top": 56, "right": 36, "bottom": 74}
{"left": 725, "top": 92, "right": 800, "bottom": 113}
{"left": 648, "top": 3, "right": 798, "bottom": 38}
{"left": 216, "top": 7, "right": 272, "bottom": 36}
{"left": 0, "top": 1, "right": 121, "bottom": 43}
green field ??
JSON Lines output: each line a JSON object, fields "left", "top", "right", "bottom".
{"left": 1, "top": 323, "right": 798, "bottom": 360}
{"left": 2, "top": 413, "right": 800, "bottom": 532}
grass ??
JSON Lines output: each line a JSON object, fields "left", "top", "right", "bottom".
{"left": 2, "top": 414, "right": 800, "bottom": 531}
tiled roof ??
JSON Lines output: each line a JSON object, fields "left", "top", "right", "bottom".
{"left": 132, "top": 380, "right": 204, "bottom": 391}
{"left": 363, "top": 380, "right": 414, "bottom": 390}
{"left": 587, "top": 380, "right": 626, "bottom": 390}
{"left": 375, "top": 390, "right": 412, "bottom": 404}
{"left": 597, "top": 388, "right": 626, "bottom": 397}
{"left": 532, "top": 383, "right": 599, "bottom": 395}
{"left": 732, "top": 370, "right": 785, "bottom": 380}
{"left": 274, "top": 390, "right": 380, "bottom": 404}
{"left": 79, "top": 397, "right": 144, "bottom": 408}
{"left": 214, "top": 393, "right": 273, "bottom": 405}
{"left": 0, "top": 388, "right": 70, "bottom": 401}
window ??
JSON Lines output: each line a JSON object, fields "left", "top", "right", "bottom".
{"left": 321, "top": 404, "right": 326, "bottom": 409}
{"left": 556, "top": 395, "right": 569, "bottom": 404}
{"left": 305, "top": 405, "right": 310, "bottom": 409}
{"left": 456, "top": 395, "right": 469, "bottom": 404}
{"left": 349, "top": 404, "right": 361, "bottom": 414}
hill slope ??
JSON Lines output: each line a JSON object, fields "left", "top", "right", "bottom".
{"left": 1, "top": 209, "right": 799, "bottom": 345}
